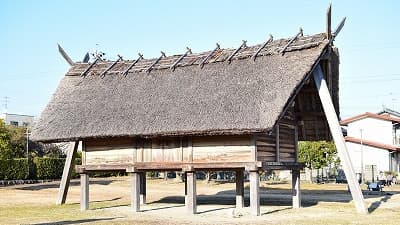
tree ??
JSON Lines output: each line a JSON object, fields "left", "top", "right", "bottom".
{"left": 0, "top": 119, "right": 12, "bottom": 160}
{"left": 298, "top": 141, "right": 339, "bottom": 182}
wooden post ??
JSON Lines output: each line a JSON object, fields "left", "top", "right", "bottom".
{"left": 292, "top": 169, "right": 301, "bottom": 208}
{"left": 140, "top": 172, "right": 146, "bottom": 205}
{"left": 275, "top": 125, "right": 280, "bottom": 162}
{"left": 235, "top": 170, "right": 244, "bottom": 208}
{"left": 313, "top": 64, "right": 367, "bottom": 214}
{"left": 185, "top": 171, "right": 197, "bottom": 214}
{"left": 57, "top": 141, "right": 79, "bottom": 205}
{"left": 249, "top": 170, "right": 260, "bottom": 216}
{"left": 131, "top": 172, "right": 140, "bottom": 212}
{"left": 80, "top": 173, "right": 89, "bottom": 211}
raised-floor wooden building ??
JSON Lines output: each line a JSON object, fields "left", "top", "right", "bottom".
{"left": 32, "top": 11, "right": 367, "bottom": 215}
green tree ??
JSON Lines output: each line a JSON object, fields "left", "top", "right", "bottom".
{"left": 298, "top": 141, "right": 338, "bottom": 169}
{"left": 0, "top": 119, "right": 12, "bottom": 160}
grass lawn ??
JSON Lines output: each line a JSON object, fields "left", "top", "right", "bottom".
{"left": 1, "top": 177, "right": 399, "bottom": 225}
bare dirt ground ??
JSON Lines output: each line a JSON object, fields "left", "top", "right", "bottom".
{"left": 1, "top": 177, "right": 400, "bottom": 225}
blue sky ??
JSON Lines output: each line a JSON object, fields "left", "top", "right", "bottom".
{"left": 0, "top": 0, "right": 399, "bottom": 119}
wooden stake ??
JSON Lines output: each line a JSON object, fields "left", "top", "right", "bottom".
{"left": 81, "top": 57, "right": 100, "bottom": 77}
{"left": 313, "top": 64, "right": 367, "bottom": 214}
{"left": 56, "top": 141, "right": 79, "bottom": 205}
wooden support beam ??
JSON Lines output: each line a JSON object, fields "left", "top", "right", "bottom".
{"left": 294, "top": 126, "right": 299, "bottom": 162}
{"left": 292, "top": 169, "right": 301, "bottom": 208}
{"left": 249, "top": 170, "right": 260, "bottom": 216}
{"left": 313, "top": 64, "right": 367, "bottom": 214}
{"left": 235, "top": 170, "right": 244, "bottom": 208}
{"left": 80, "top": 173, "right": 89, "bottom": 211}
{"left": 185, "top": 171, "right": 197, "bottom": 214}
{"left": 275, "top": 125, "right": 280, "bottom": 163}
{"left": 56, "top": 141, "right": 79, "bottom": 205}
{"left": 140, "top": 172, "right": 146, "bottom": 205}
{"left": 130, "top": 172, "right": 140, "bottom": 212}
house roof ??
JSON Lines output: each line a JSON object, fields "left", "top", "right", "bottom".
{"left": 340, "top": 112, "right": 400, "bottom": 125}
{"left": 31, "top": 32, "right": 331, "bottom": 142}
{"left": 345, "top": 136, "right": 400, "bottom": 151}
{"left": 377, "top": 108, "right": 400, "bottom": 118}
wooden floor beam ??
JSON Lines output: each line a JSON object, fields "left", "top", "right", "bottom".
{"left": 313, "top": 64, "right": 367, "bottom": 214}
{"left": 249, "top": 170, "right": 260, "bottom": 216}
{"left": 57, "top": 141, "right": 79, "bottom": 205}
{"left": 235, "top": 170, "right": 244, "bottom": 208}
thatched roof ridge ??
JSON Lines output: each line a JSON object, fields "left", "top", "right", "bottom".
{"left": 32, "top": 32, "right": 331, "bottom": 142}
{"left": 67, "top": 33, "right": 326, "bottom": 76}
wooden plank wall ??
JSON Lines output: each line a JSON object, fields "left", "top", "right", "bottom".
{"left": 256, "top": 124, "right": 296, "bottom": 163}
{"left": 84, "top": 135, "right": 252, "bottom": 165}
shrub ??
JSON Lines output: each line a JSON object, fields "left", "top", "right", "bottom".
{"left": 0, "top": 158, "right": 29, "bottom": 180}
{"left": 33, "top": 158, "right": 65, "bottom": 179}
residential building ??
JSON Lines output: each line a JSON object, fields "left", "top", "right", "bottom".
{"left": 0, "top": 112, "right": 34, "bottom": 127}
{"left": 340, "top": 110, "right": 400, "bottom": 179}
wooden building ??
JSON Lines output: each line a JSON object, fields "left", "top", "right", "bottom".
{"left": 32, "top": 9, "right": 367, "bottom": 215}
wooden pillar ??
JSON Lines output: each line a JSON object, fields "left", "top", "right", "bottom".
{"left": 313, "top": 64, "right": 367, "bottom": 214}
{"left": 249, "top": 170, "right": 260, "bottom": 216}
{"left": 140, "top": 172, "right": 146, "bottom": 205}
{"left": 185, "top": 171, "right": 197, "bottom": 214}
{"left": 235, "top": 170, "right": 244, "bottom": 208}
{"left": 130, "top": 172, "right": 140, "bottom": 212}
{"left": 57, "top": 141, "right": 79, "bottom": 205}
{"left": 80, "top": 173, "right": 89, "bottom": 211}
{"left": 292, "top": 169, "right": 301, "bottom": 208}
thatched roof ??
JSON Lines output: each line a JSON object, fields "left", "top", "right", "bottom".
{"left": 32, "top": 33, "right": 332, "bottom": 142}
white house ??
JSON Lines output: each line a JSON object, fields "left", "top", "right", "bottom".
{"left": 0, "top": 112, "right": 34, "bottom": 127}
{"left": 340, "top": 110, "right": 400, "bottom": 180}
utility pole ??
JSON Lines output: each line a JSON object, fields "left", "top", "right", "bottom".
{"left": 2, "top": 96, "right": 9, "bottom": 113}
{"left": 360, "top": 129, "right": 364, "bottom": 183}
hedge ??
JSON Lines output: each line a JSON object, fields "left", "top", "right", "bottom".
{"left": 34, "top": 158, "right": 65, "bottom": 179}
{"left": 0, "top": 157, "right": 80, "bottom": 180}
{"left": 0, "top": 158, "right": 29, "bottom": 180}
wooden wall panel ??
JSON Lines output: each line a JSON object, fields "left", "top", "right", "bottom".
{"left": 192, "top": 136, "right": 252, "bottom": 162}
